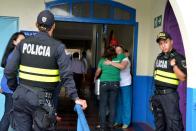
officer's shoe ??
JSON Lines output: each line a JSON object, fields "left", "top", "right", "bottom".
{"left": 113, "top": 123, "right": 121, "bottom": 128}
{"left": 96, "top": 125, "right": 106, "bottom": 131}
{"left": 96, "top": 126, "right": 106, "bottom": 131}
{"left": 122, "top": 124, "right": 129, "bottom": 129}
{"left": 95, "top": 124, "right": 101, "bottom": 129}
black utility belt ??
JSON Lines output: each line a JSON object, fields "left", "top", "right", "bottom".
{"left": 155, "top": 88, "right": 176, "bottom": 95}
{"left": 20, "top": 84, "right": 53, "bottom": 99}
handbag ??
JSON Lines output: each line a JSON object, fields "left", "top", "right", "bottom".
{"left": 94, "top": 79, "right": 100, "bottom": 96}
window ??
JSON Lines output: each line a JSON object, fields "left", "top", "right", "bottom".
{"left": 72, "top": 3, "right": 90, "bottom": 17}
{"left": 113, "top": 8, "right": 131, "bottom": 20}
{"left": 47, "top": 1, "right": 135, "bottom": 23}
{"left": 94, "top": 3, "right": 110, "bottom": 19}
{"left": 50, "top": 4, "right": 70, "bottom": 17}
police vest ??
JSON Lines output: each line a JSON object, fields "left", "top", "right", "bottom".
{"left": 19, "top": 36, "right": 60, "bottom": 90}
{"left": 154, "top": 51, "right": 179, "bottom": 89}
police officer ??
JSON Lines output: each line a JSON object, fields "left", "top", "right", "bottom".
{"left": 151, "top": 32, "right": 186, "bottom": 131}
{"left": 4, "top": 10, "right": 87, "bottom": 131}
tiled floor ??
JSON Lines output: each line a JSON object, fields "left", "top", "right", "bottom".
{"left": 56, "top": 88, "right": 154, "bottom": 131}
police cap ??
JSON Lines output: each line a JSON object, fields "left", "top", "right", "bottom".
{"left": 156, "top": 32, "right": 172, "bottom": 43}
{"left": 37, "top": 10, "right": 54, "bottom": 29}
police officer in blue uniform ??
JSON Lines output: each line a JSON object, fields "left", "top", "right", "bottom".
{"left": 151, "top": 32, "right": 186, "bottom": 131}
{"left": 4, "top": 10, "right": 87, "bottom": 131}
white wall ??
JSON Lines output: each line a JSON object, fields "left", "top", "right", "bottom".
{"left": 0, "top": 0, "right": 45, "bottom": 31}
{"left": 114, "top": 0, "right": 167, "bottom": 76}
{"left": 169, "top": 0, "right": 196, "bottom": 88}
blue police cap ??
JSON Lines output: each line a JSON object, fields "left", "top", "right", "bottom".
{"left": 37, "top": 10, "right": 54, "bottom": 28}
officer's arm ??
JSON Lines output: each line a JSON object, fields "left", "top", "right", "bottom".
{"left": 56, "top": 44, "right": 78, "bottom": 100}
{"left": 171, "top": 57, "right": 187, "bottom": 81}
{"left": 4, "top": 44, "right": 21, "bottom": 91}
{"left": 173, "top": 65, "right": 186, "bottom": 81}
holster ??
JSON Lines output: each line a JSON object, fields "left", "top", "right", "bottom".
{"left": 150, "top": 95, "right": 159, "bottom": 112}
{"left": 150, "top": 95, "right": 163, "bottom": 119}
{"left": 33, "top": 91, "right": 56, "bottom": 130}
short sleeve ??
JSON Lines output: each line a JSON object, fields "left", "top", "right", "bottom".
{"left": 98, "top": 59, "right": 104, "bottom": 69}
{"left": 118, "top": 54, "right": 126, "bottom": 61}
{"left": 122, "top": 57, "right": 129, "bottom": 62}
{"left": 176, "top": 55, "right": 187, "bottom": 75}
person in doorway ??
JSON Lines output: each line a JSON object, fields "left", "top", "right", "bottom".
{"left": 124, "top": 49, "right": 133, "bottom": 82}
{"left": 94, "top": 46, "right": 125, "bottom": 131}
{"left": 104, "top": 45, "right": 132, "bottom": 129}
{"left": 4, "top": 10, "right": 87, "bottom": 131}
{"left": 0, "top": 32, "right": 25, "bottom": 131}
{"left": 81, "top": 51, "right": 88, "bottom": 75}
{"left": 108, "top": 30, "right": 119, "bottom": 47}
{"left": 124, "top": 49, "right": 132, "bottom": 65}
{"left": 151, "top": 32, "right": 186, "bottom": 131}
{"left": 71, "top": 52, "right": 85, "bottom": 97}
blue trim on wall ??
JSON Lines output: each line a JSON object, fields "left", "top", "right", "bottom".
{"left": 133, "top": 23, "right": 138, "bottom": 77}
{"left": 132, "top": 75, "right": 155, "bottom": 128}
{"left": 54, "top": 16, "right": 135, "bottom": 25}
{"left": 186, "top": 88, "right": 196, "bottom": 131}
{"left": 45, "top": 0, "right": 136, "bottom": 24}
{"left": 46, "top": 0, "right": 136, "bottom": 14}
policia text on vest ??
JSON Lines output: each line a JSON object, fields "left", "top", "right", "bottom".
{"left": 22, "top": 43, "right": 50, "bottom": 57}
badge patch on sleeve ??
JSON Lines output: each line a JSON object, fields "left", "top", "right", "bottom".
{"left": 181, "top": 60, "right": 186, "bottom": 68}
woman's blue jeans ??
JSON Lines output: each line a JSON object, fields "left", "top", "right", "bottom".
{"left": 115, "top": 85, "right": 132, "bottom": 125}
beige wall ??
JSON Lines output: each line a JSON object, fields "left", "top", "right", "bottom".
{"left": 0, "top": 0, "right": 168, "bottom": 76}
{"left": 115, "top": 0, "right": 196, "bottom": 87}
{"left": 114, "top": 0, "right": 167, "bottom": 76}
{"left": 0, "top": 0, "right": 45, "bottom": 31}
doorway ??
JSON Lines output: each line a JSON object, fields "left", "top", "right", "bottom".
{"left": 46, "top": 0, "right": 140, "bottom": 130}
{"left": 53, "top": 21, "right": 135, "bottom": 130}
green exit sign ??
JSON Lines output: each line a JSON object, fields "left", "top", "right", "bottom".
{"left": 154, "top": 15, "right": 162, "bottom": 28}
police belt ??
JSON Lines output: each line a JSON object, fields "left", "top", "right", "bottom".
{"left": 155, "top": 88, "right": 176, "bottom": 95}
{"left": 20, "top": 84, "right": 53, "bottom": 100}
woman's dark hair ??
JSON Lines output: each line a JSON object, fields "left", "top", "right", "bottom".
{"left": 124, "top": 49, "right": 129, "bottom": 53}
{"left": 103, "top": 46, "right": 117, "bottom": 60}
{"left": 116, "top": 45, "right": 125, "bottom": 52}
{"left": 73, "top": 52, "right": 79, "bottom": 58}
{"left": 1, "top": 32, "right": 25, "bottom": 68}
{"left": 37, "top": 25, "right": 51, "bottom": 32}
{"left": 82, "top": 51, "right": 86, "bottom": 57}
